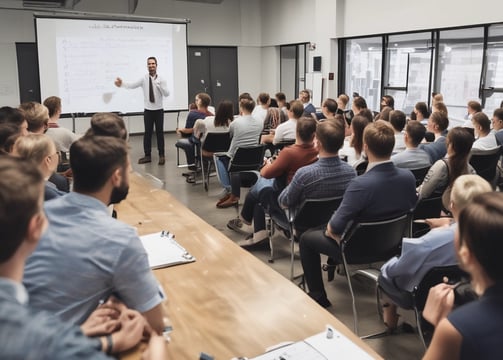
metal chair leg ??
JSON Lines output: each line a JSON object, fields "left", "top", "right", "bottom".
{"left": 342, "top": 257, "right": 359, "bottom": 335}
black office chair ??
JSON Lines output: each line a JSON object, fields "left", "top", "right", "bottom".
{"left": 354, "top": 160, "right": 369, "bottom": 176}
{"left": 199, "top": 132, "right": 231, "bottom": 191}
{"left": 410, "top": 166, "right": 431, "bottom": 187}
{"left": 411, "top": 195, "right": 443, "bottom": 237}
{"left": 469, "top": 146, "right": 502, "bottom": 188}
{"left": 272, "top": 138, "right": 295, "bottom": 155}
{"left": 340, "top": 213, "right": 411, "bottom": 336}
{"left": 227, "top": 144, "right": 266, "bottom": 215}
{"left": 268, "top": 196, "right": 343, "bottom": 281}
{"left": 411, "top": 265, "right": 469, "bottom": 348}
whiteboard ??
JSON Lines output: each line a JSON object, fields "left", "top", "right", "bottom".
{"left": 36, "top": 17, "right": 188, "bottom": 114}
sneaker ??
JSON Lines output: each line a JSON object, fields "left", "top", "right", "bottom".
{"left": 138, "top": 156, "right": 151, "bottom": 164}
{"left": 158, "top": 156, "right": 165, "bottom": 165}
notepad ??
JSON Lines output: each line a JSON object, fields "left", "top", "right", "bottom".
{"left": 248, "top": 325, "right": 374, "bottom": 360}
{"left": 140, "top": 231, "right": 195, "bottom": 269}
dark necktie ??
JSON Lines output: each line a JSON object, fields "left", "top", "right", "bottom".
{"left": 149, "top": 76, "right": 155, "bottom": 103}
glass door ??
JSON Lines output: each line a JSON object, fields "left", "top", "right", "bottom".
{"left": 482, "top": 24, "right": 503, "bottom": 114}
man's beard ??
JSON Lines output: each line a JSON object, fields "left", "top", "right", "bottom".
{"left": 109, "top": 182, "right": 129, "bottom": 205}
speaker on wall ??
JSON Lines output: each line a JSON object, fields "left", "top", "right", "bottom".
{"left": 313, "top": 56, "right": 322, "bottom": 72}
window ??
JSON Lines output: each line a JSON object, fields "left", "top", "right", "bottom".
{"left": 437, "top": 27, "right": 484, "bottom": 121}
{"left": 482, "top": 24, "right": 503, "bottom": 114}
{"left": 384, "top": 33, "right": 434, "bottom": 114}
{"left": 344, "top": 37, "right": 382, "bottom": 111}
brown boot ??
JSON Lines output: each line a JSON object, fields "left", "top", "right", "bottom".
{"left": 138, "top": 156, "right": 151, "bottom": 164}
{"left": 158, "top": 156, "right": 165, "bottom": 165}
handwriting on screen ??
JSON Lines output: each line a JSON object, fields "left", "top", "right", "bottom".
{"left": 36, "top": 18, "right": 189, "bottom": 114}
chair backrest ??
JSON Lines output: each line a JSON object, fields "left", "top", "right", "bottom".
{"left": 410, "top": 166, "right": 430, "bottom": 187}
{"left": 341, "top": 213, "right": 410, "bottom": 264}
{"left": 293, "top": 196, "right": 343, "bottom": 234}
{"left": 469, "top": 147, "right": 502, "bottom": 184}
{"left": 202, "top": 132, "right": 231, "bottom": 154}
{"left": 412, "top": 196, "right": 443, "bottom": 237}
{"left": 412, "top": 265, "right": 468, "bottom": 311}
{"left": 274, "top": 138, "right": 295, "bottom": 153}
{"left": 228, "top": 144, "right": 265, "bottom": 173}
{"left": 354, "top": 160, "right": 369, "bottom": 176}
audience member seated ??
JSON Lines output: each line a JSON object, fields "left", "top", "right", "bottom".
{"left": 420, "top": 111, "right": 449, "bottom": 164}
{"left": 0, "top": 123, "right": 22, "bottom": 155}
{"left": 414, "top": 101, "right": 430, "bottom": 125}
{"left": 298, "top": 89, "right": 316, "bottom": 117}
{"left": 339, "top": 114, "right": 370, "bottom": 165}
{"left": 351, "top": 96, "right": 368, "bottom": 118}
{"left": 375, "top": 106, "right": 392, "bottom": 121}
{"left": 23, "top": 136, "right": 166, "bottom": 333}
{"left": 381, "top": 95, "right": 395, "bottom": 110}
{"left": 262, "top": 107, "right": 287, "bottom": 135}
{"left": 462, "top": 100, "right": 482, "bottom": 128}
{"left": 175, "top": 92, "right": 213, "bottom": 170}
{"left": 390, "top": 110, "right": 406, "bottom": 153}
{"left": 278, "top": 119, "right": 356, "bottom": 217}
{"left": 493, "top": 108, "right": 503, "bottom": 146}
{"left": 471, "top": 112, "right": 499, "bottom": 153}
{"left": 391, "top": 121, "right": 431, "bottom": 170}
{"left": 12, "top": 134, "right": 65, "bottom": 201}
{"left": 193, "top": 100, "right": 233, "bottom": 144}
{"left": 19, "top": 101, "right": 49, "bottom": 134}
{"left": 317, "top": 98, "right": 338, "bottom": 121}
{"left": 261, "top": 100, "right": 303, "bottom": 145}
{"left": 251, "top": 92, "right": 270, "bottom": 123}
{"left": 275, "top": 92, "right": 288, "bottom": 115}
{"left": 432, "top": 101, "right": 448, "bottom": 118}
{"left": 422, "top": 192, "right": 503, "bottom": 360}
{"left": 215, "top": 98, "right": 263, "bottom": 208}
{"left": 235, "top": 117, "right": 319, "bottom": 248}
{"left": 418, "top": 127, "right": 475, "bottom": 210}
{"left": 0, "top": 106, "right": 29, "bottom": 136}
{"left": 378, "top": 175, "right": 492, "bottom": 332}
{"left": 85, "top": 112, "right": 128, "bottom": 140}
{"left": 43, "top": 96, "right": 79, "bottom": 154}
{"left": 300, "top": 121, "right": 417, "bottom": 307}
{"left": 0, "top": 156, "right": 165, "bottom": 359}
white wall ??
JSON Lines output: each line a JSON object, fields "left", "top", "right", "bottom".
{"left": 340, "top": 0, "right": 503, "bottom": 37}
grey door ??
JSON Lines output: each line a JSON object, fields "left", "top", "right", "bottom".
{"left": 188, "top": 46, "right": 238, "bottom": 112}
{"left": 16, "top": 43, "right": 41, "bottom": 103}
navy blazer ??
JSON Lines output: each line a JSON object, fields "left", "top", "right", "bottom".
{"left": 329, "top": 162, "right": 417, "bottom": 235}
{"left": 303, "top": 103, "right": 316, "bottom": 116}
{"left": 419, "top": 136, "right": 447, "bottom": 164}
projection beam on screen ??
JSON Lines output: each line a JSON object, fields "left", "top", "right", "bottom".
{"left": 35, "top": 14, "right": 190, "bottom": 115}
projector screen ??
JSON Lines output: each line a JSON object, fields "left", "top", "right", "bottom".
{"left": 36, "top": 16, "right": 189, "bottom": 114}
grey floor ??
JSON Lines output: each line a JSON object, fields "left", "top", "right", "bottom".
{"left": 129, "top": 133, "right": 425, "bottom": 360}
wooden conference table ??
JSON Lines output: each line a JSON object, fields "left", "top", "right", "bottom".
{"left": 117, "top": 172, "right": 382, "bottom": 360}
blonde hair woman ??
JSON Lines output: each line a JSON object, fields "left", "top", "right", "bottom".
{"left": 13, "top": 133, "right": 64, "bottom": 201}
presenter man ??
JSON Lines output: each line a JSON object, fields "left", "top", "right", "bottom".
{"left": 115, "top": 57, "right": 169, "bottom": 165}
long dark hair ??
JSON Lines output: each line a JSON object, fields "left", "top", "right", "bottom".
{"left": 214, "top": 100, "right": 233, "bottom": 128}
{"left": 447, "top": 127, "right": 474, "bottom": 186}
{"left": 350, "top": 114, "right": 370, "bottom": 156}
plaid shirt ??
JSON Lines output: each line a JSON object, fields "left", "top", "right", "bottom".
{"left": 278, "top": 156, "right": 356, "bottom": 209}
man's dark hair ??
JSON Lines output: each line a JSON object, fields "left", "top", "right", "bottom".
{"left": 85, "top": 113, "right": 128, "bottom": 140}
{"left": 467, "top": 100, "right": 482, "bottom": 113}
{"left": 0, "top": 123, "right": 22, "bottom": 154}
{"left": 430, "top": 111, "right": 449, "bottom": 132}
{"left": 289, "top": 100, "right": 305, "bottom": 119}
{"left": 323, "top": 98, "right": 338, "bottom": 115}
{"left": 257, "top": 93, "right": 270, "bottom": 105}
{"left": 196, "top": 93, "right": 211, "bottom": 108}
{"left": 239, "top": 98, "right": 255, "bottom": 113}
{"left": 275, "top": 92, "right": 286, "bottom": 102}
{"left": 406, "top": 121, "right": 426, "bottom": 147}
{"left": 472, "top": 112, "right": 491, "bottom": 133}
{"left": 364, "top": 120, "right": 395, "bottom": 158}
{"left": 297, "top": 116, "right": 317, "bottom": 143}
{"left": 494, "top": 108, "right": 503, "bottom": 122}
{"left": 43, "top": 96, "right": 62, "bottom": 118}
{"left": 147, "top": 56, "right": 157, "bottom": 65}
{"left": 353, "top": 96, "right": 367, "bottom": 110}
{"left": 70, "top": 136, "right": 128, "bottom": 193}
{"left": 0, "top": 156, "right": 43, "bottom": 263}
{"left": 316, "top": 119, "right": 345, "bottom": 154}
{"left": 415, "top": 102, "right": 430, "bottom": 119}
{"left": 0, "top": 106, "right": 25, "bottom": 127}
{"left": 359, "top": 108, "right": 374, "bottom": 123}
{"left": 389, "top": 110, "right": 406, "bottom": 132}
{"left": 382, "top": 95, "right": 395, "bottom": 109}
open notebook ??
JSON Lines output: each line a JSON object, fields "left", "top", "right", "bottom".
{"left": 248, "top": 325, "right": 374, "bottom": 360}
{"left": 140, "top": 231, "right": 195, "bottom": 269}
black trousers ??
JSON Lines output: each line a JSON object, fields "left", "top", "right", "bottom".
{"left": 143, "top": 109, "right": 165, "bottom": 156}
